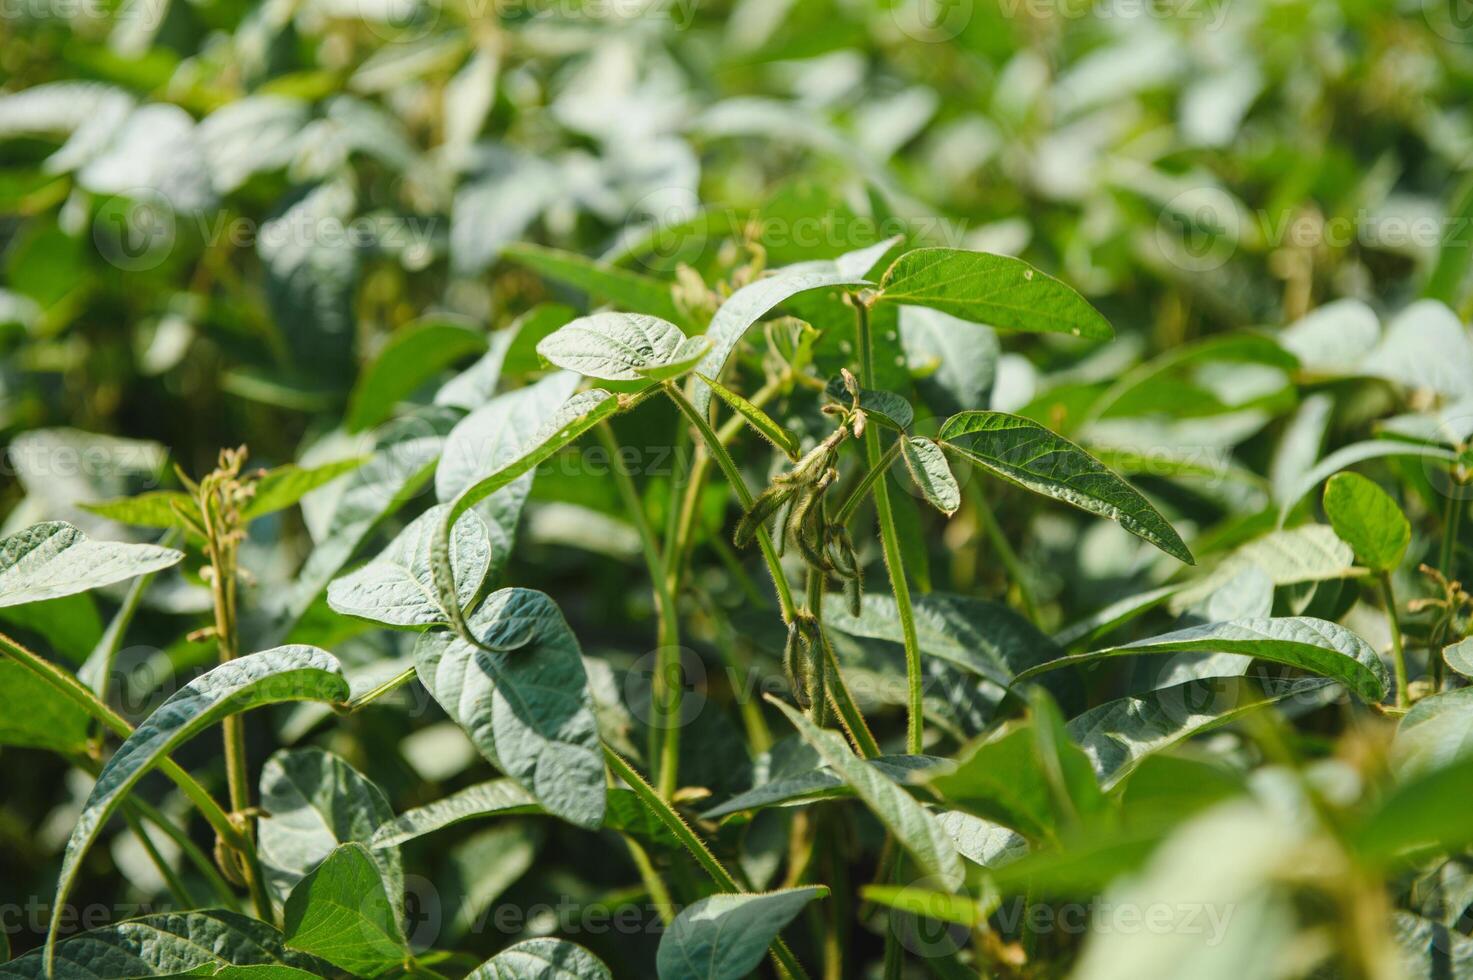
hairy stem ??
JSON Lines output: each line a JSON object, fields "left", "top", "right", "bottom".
{"left": 338, "top": 665, "right": 418, "bottom": 713}
{"left": 853, "top": 301, "right": 924, "bottom": 754}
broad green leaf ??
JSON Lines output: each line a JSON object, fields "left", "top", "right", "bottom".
{"left": 773, "top": 699, "right": 963, "bottom": 890}
{"left": 1393, "top": 688, "right": 1473, "bottom": 778}
{"left": 696, "top": 372, "right": 800, "bottom": 459}
{"left": 0, "top": 521, "right": 183, "bottom": 608}
{"left": 927, "top": 725, "right": 1080, "bottom": 842}
{"left": 637, "top": 336, "right": 711, "bottom": 382}
{"left": 1361, "top": 300, "right": 1473, "bottom": 400}
{"left": 702, "top": 754, "right": 950, "bottom": 820}
{"left": 328, "top": 505, "right": 491, "bottom": 628}
{"left": 537, "top": 312, "right": 703, "bottom": 381}
{"left": 1014, "top": 617, "right": 1389, "bottom": 702}
{"left": 825, "top": 592, "right": 1064, "bottom": 691}
{"left": 432, "top": 388, "right": 617, "bottom": 627}
{"left": 1278, "top": 299, "right": 1380, "bottom": 375}
{"left": 901, "top": 437, "right": 961, "bottom": 515}
{"left": 1, "top": 910, "right": 319, "bottom": 979}
{"left": 467, "top": 938, "right": 613, "bottom": 980}
{"left": 282, "top": 843, "right": 408, "bottom": 977}
{"left": 370, "top": 778, "right": 540, "bottom": 848}
{"left": 504, "top": 242, "right": 683, "bottom": 323}
{"left": 935, "top": 810, "right": 1028, "bottom": 868}
{"left": 47, "top": 647, "right": 350, "bottom": 967}
{"left": 656, "top": 886, "right": 827, "bottom": 980}
{"left": 1322, "top": 472, "right": 1410, "bottom": 572}
{"left": 414, "top": 588, "right": 606, "bottom": 829}
{"left": 690, "top": 267, "right": 871, "bottom": 416}
{"left": 859, "top": 886, "right": 985, "bottom": 928}
{"left": 1067, "top": 677, "right": 1335, "bottom": 789}
{"left": 938, "top": 412, "right": 1192, "bottom": 564}
{"left": 346, "top": 318, "right": 487, "bottom": 432}
{"left": 435, "top": 371, "right": 582, "bottom": 504}
{"left": 79, "top": 491, "right": 193, "bottom": 529}
{"left": 244, "top": 458, "right": 369, "bottom": 520}
{"left": 1445, "top": 638, "right": 1473, "bottom": 680}
{"left": 258, "top": 747, "right": 402, "bottom": 909}
{"left": 875, "top": 248, "right": 1113, "bottom": 340}
{"left": 0, "top": 660, "right": 90, "bottom": 752}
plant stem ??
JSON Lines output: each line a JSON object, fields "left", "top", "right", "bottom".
{"left": 853, "top": 301, "right": 924, "bottom": 754}
{"left": 338, "top": 665, "right": 418, "bottom": 713}
{"left": 0, "top": 629, "right": 271, "bottom": 916}
{"left": 603, "top": 746, "right": 813, "bottom": 980}
{"left": 600, "top": 421, "right": 685, "bottom": 797}
{"left": 1379, "top": 572, "right": 1410, "bottom": 708}
{"left": 1442, "top": 487, "right": 1464, "bottom": 581}
{"left": 621, "top": 833, "right": 675, "bottom": 925}
{"left": 121, "top": 808, "right": 195, "bottom": 907}
{"left": 815, "top": 628, "right": 882, "bottom": 759}
{"left": 666, "top": 382, "right": 798, "bottom": 623}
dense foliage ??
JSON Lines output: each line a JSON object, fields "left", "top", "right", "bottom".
{"left": 3, "top": 0, "right": 1473, "bottom": 977}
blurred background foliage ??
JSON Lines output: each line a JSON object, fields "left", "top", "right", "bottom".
{"left": 4, "top": 0, "right": 1473, "bottom": 976}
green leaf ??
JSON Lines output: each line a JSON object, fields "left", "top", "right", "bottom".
{"left": 467, "top": 938, "right": 613, "bottom": 980}
{"left": 346, "top": 318, "right": 488, "bottom": 432}
{"left": 414, "top": 588, "right": 606, "bottom": 829}
{"left": 47, "top": 647, "right": 350, "bottom": 968}
{"left": 245, "top": 458, "right": 368, "bottom": 520}
{"left": 695, "top": 372, "right": 801, "bottom": 459}
{"left": 901, "top": 437, "right": 961, "bottom": 515}
{"left": 690, "top": 267, "right": 871, "bottom": 416}
{"left": 1393, "top": 688, "right": 1473, "bottom": 778}
{"left": 80, "top": 491, "right": 194, "bottom": 529}
{"left": 637, "top": 336, "right": 711, "bottom": 382}
{"left": 938, "top": 412, "right": 1193, "bottom": 564}
{"left": 702, "top": 754, "right": 951, "bottom": 820}
{"left": 0, "top": 660, "right": 90, "bottom": 752}
{"left": 1, "top": 910, "right": 320, "bottom": 979}
{"left": 928, "top": 695, "right": 1105, "bottom": 841}
{"left": 859, "top": 885, "right": 985, "bottom": 928}
{"left": 772, "top": 699, "right": 963, "bottom": 890}
{"left": 1015, "top": 617, "right": 1389, "bottom": 702}
{"left": 655, "top": 887, "right": 827, "bottom": 980}
{"left": 824, "top": 592, "right": 1064, "bottom": 691}
{"left": 1322, "top": 472, "right": 1410, "bottom": 572}
{"left": 0, "top": 521, "right": 183, "bottom": 608}
{"left": 536, "top": 312, "right": 707, "bottom": 382}
{"left": 282, "top": 843, "right": 408, "bottom": 977}
{"left": 875, "top": 248, "right": 1113, "bottom": 340}
{"left": 504, "top": 242, "right": 683, "bottom": 323}
{"left": 432, "top": 388, "right": 618, "bottom": 626}
{"left": 328, "top": 505, "right": 491, "bottom": 628}
{"left": 1067, "top": 677, "right": 1335, "bottom": 789}
{"left": 1444, "top": 637, "right": 1473, "bottom": 680}
{"left": 370, "top": 778, "right": 540, "bottom": 848}
{"left": 258, "top": 747, "right": 402, "bottom": 909}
